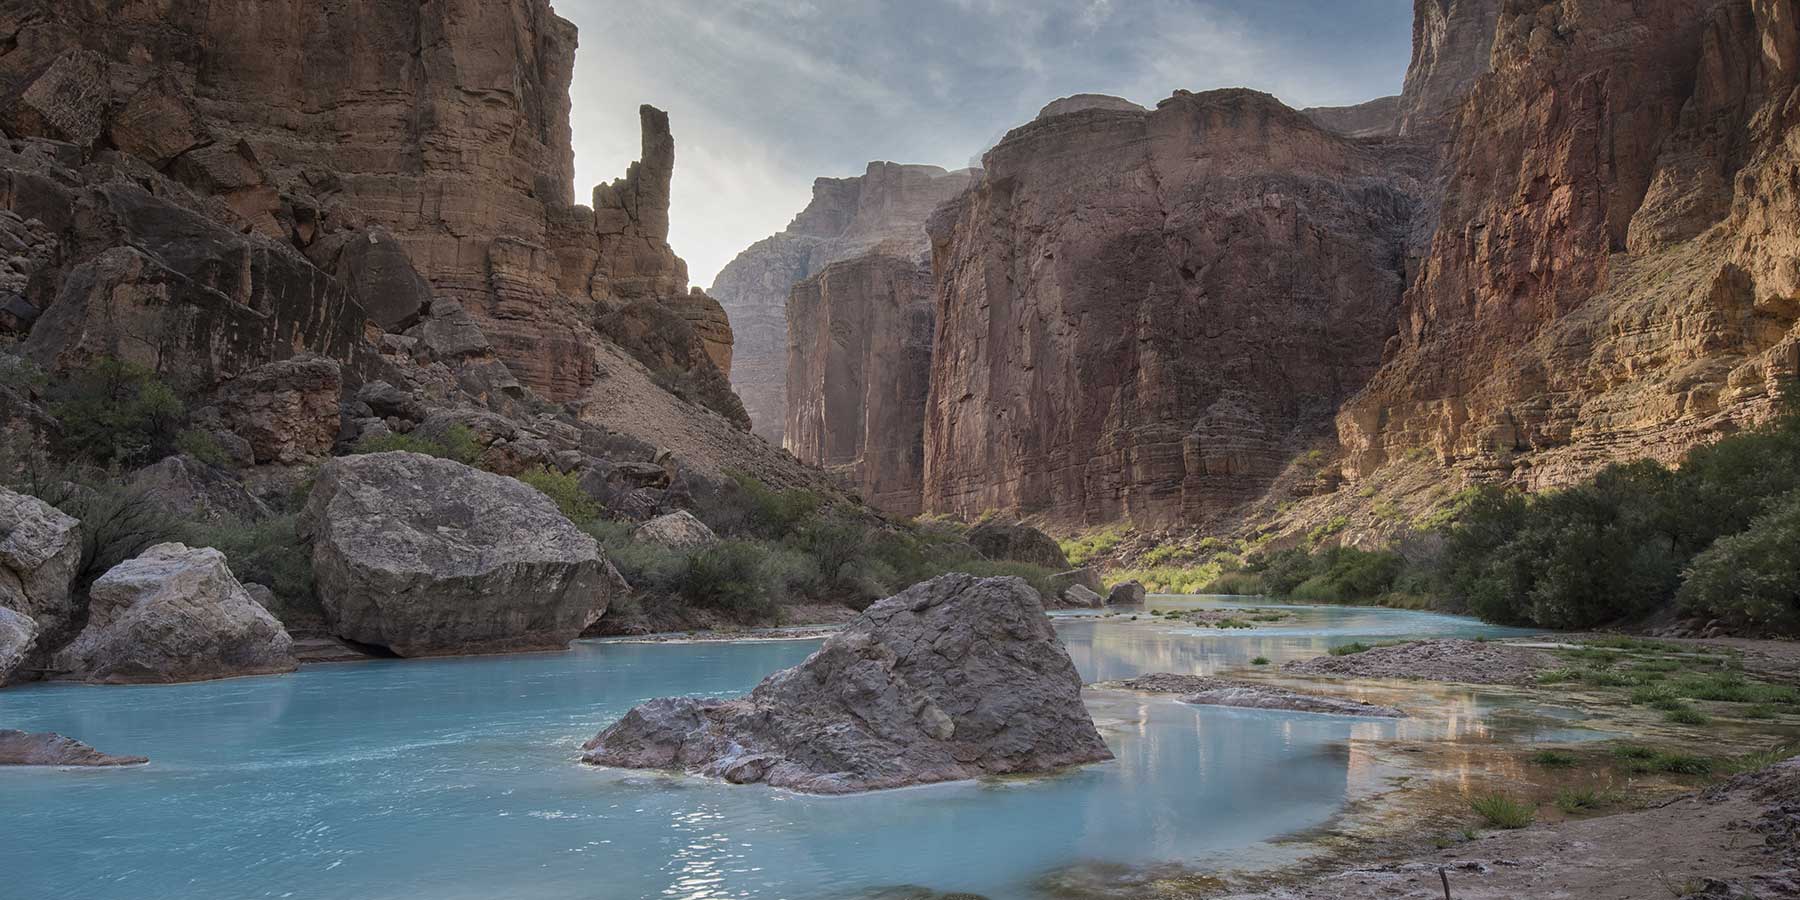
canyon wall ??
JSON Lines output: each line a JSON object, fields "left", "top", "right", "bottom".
{"left": 1337, "top": 0, "right": 1800, "bottom": 490}
{"left": 919, "top": 90, "right": 1435, "bottom": 527}
{"left": 711, "top": 163, "right": 974, "bottom": 443}
{"left": 0, "top": 0, "right": 733, "bottom": 409}
{"left": 784, "top": 254, "right": 935, "bottom": 515}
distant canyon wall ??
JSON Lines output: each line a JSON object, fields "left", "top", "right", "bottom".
{"left": 919, "top": 90, "right": 1433, "bottom": 527}
{"left": 711, "top": 163, "right": 974, "bottom": 444}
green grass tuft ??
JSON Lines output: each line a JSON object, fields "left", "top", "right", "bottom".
{"left": 1529, "top": 749, "right": 1577, "bottom": 768}
{"left": 1469, "top": 794, "right": 1535, "bottom": 829}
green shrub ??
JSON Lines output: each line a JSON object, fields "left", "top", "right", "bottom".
{"left": 1554, "top": 787, "right": 1607, "bottom": 814}
{"left": 1663, "top": 706, "right": 1710, "bottom": 726}
{"left": 13, "top": 467, "right": 184, "bottom": 589}
{"left": 1469, "top": 794, "right": 1534, "bottom": 829}
{"left": 1677, "top": 492, "right": 1800, "bottom": 633}
{"left": 676, "top": 540, "right": 781, "bottom": 622}
{"left": 353, "top": 424, "right": 480, "bottom": 465}
{"left": 516, "top": 465, "right": 598, "bottom": 525}
{"left": 1251, "top": 656, "right": 1270, "bottom": 665}
{"left": 1329, "top": 642, "right": 1373, "bottom": 656}
{"left": 176, "top": 428, "right": 229, "bottom": 468}
{"left": 47, "top": 358, "right": 189, "bottom": 467}
{"left": 184, "top": 514, "right": 317, "bottom": 624}
{"left": 1061, "top": 526, "right": 1126, "bottom": 566}
{"left": 1203, "top": 570, "right": 1265, "bottom": 595}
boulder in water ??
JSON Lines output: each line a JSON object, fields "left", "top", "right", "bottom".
{"left": 300, "top": 452, "right": 617, "bottom": 657}
{"left": 583, "top": 573, "right": 1112, "bottom": 794}
{"left": 0, "top": 730, "right": 147, "bottom": 766}
{"left": 1105, "top": 581, "right": 1146, "bottom": 605}
{"left": 51, "top": 543, "right": 296, "bottom": 683}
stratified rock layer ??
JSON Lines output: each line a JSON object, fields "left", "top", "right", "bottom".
{"left": 1337, "top": 0, "right": 1800, "bottom": 491}
{"left": 301, "top": 452, "right": 615, "bottom": 657}
{"left": 583, "top": 574, "right": 1112, "bottom": 794}
{"left": 51, "top": 543, "right": 296, "bottom": 684}
{"left": 923, "top": 89, "right": 1432, "bottom": 527}
{"left": 712, "top": 163, "right": 975, "bottom": 442}
{"left": 784, "top": 253, "right": 935, "bottom": 514}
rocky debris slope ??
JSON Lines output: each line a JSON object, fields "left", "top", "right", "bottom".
{"left": 0, "top": 730, "right": 147, "bottom": 766}
{"left": 0, "top": 488, "right": 81, "bottom": 677}
{"left": 49, "top": 543, "right": 295, "bottom": 684}
{"left": 712, "top": 163, "right": 975, "bottom": 442}
{"left": 921, "top": 88, "right": 1436, "bottom": 528}
{"left": 583, "top": 574, "right": 1113, "bottom": 793}
{"left": 1111, "top": 674, "right": 1406, "bottom": 717}
{"left": 1284, "top": 639, "right": 1551, "bottom": 686}
{"left": 1337, "top": 0, "right": 1800, "bottom": 492}
{"left": 301, "top": 452, "right": 619, "bottom": 657}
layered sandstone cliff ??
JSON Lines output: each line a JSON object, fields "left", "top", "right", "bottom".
{"left": 785, "top": 254, "right": 935, "bottom": 515}
{"left": 711, "top": 163, "right": 974, "bottom": 442}
{"left": 0, "top": 0, "right": 732, "bottom": 408}
{"left": 1337, "top": 0, "right": 1800, "bottom": 490}
{"left": 920, "top": 90, "right": 1434, "bottom": 527}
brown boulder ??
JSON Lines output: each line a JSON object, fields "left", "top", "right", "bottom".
{"left": 215, "top": 355, "right": 342, "bottom": 466}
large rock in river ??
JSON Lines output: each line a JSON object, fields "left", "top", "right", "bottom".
{"left": 300, "top": 452, "right": 616, "bottom": 657}
{"left": 0, "top": 730, "right": 147, "bottom": 766}
{"left": 0, "top": 487, "right": 82, "bottom": 653}
{"left": 51, "top": 543, "right": 295, "bottom": 683}
{"left": 583, "top": 573, "right": 1112, "bottom": 793}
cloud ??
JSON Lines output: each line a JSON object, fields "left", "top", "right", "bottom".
{"left": 555, "top": 0, "right": 1414, "bottom": 287}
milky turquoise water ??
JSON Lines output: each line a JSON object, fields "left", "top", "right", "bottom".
{"left": 1, "top": 599, "right": 1563, "bottom": 900}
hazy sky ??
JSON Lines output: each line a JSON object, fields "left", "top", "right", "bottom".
{"left": 557, "top": 0, "right": 1415, "bottom": 289}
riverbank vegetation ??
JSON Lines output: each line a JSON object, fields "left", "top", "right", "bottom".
{"left": 1195, "top": 402, "right": 1800, "bottom": 634}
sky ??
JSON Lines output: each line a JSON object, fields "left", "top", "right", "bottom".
{"left": 557, "top": 0, "right": 1416, "bottom": 289}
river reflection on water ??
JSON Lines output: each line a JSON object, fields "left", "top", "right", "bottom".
{"left": 2, "top": 597, "right": 1582, "bottom": 900}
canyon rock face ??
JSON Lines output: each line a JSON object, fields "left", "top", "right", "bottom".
{"left": 785, "top": 253, "right": 936, "bottom": 514}
{"left": 712, "top": 163, "right": 976, "bottom": 443}
{"left": 1337, "top": 0, "right": 1800, "bottom": 491}
{"left": 301, "top": 452, "right": 617, "bottom": 657}
{"left": 51, "top": 543, "right": 296, "bottom": 684}
{"left": 583, "top": 574, "right": 1112, "bottom": 794}
{"left": 922, "top": 89, "right": 1434, "bottom": 527}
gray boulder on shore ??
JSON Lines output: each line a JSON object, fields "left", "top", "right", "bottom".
{"left": 50, "top": 542, "right": 296, "bottom": 684}
{"left": 583, "top": 573, "right": 1113, "bottom": 794}
{"left": 0, "top": 487, "right": 82, "bottom": 657}
{"left": 1106, "top": 580, "right": 1146, "bottom": 605}
{"left": 0, "top": 605, "right": 38, "bottom": 684}
{"left": 300, "top": 452, "right": 619, "bottom": 657}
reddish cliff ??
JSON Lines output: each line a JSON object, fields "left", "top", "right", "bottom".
{"left": 1337, "top": 0, "right": 1800, "bottom": 490}
{"left": 0, "top": 0, "right": 731, "bottom": 409}
{"left": 921, "top": 90, "right": 1435, "bottom": 527}
{"left": 785, "top": 254, "right": 936, "bottom": 515}
{"left": 711, "top": 163, "right": 974, "bottom": 443}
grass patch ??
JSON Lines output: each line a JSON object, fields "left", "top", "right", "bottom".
{"left": 1536, "top": 667, "right": 1580, "bottom": 685}
{"left": 1553, "top": 786, "right": 1610, "bottom": 814}
{"left": 1329, "top": 642, "right": 1373, "bottom": 656}
{"left": 1743, "top": 704, "right": 1781, "bottom": 720}
{"left": 1251, "top": 656, "right": 1270, "bottom": 666}
{"left": 1663, "top": 706, "right": 1711, "bottom": 726}
{"left": 1469, "top": 793, "right": 1535, "bottom": 829}
{"left": 1529, "top": 749, "right": 1577, "bottom": 768}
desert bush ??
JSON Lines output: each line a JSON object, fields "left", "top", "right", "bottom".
{"left": 46, "top": 358, "right": 189, "bottom": 467}
{"left": 1677, "top": 492, "right": 1800, "bottom": 633}
{"left": 352, "top": 424, "right": 480, "bottom": 465}
{"left": 516, "top": 465, "right": 599, "bottom": 525}
{"left": 676, "top": 540, "right": 782, "bottom": 622}
{"left": 184, "top": 513, "right": 318, "bottom": 623}
{"left": 12, "top": 465, "right": 184, "bottom": 589}
{"left": 1469, "top": 793, "right": 1534, "bottom": 829}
